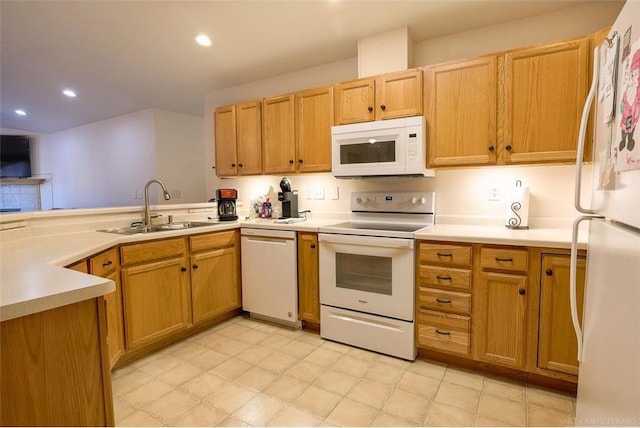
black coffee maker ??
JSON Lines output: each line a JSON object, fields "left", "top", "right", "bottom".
{"left": 216, "top": 189, "right": 238, "bottom": 221}
{"left": 278, "top": 177, "right": 298, "bottom": 219}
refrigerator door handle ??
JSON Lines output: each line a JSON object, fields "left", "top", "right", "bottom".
{"left": 570, "top": 215, "right": 603, "bottom": 362}
{"left": 574, "top": 45, "right": 600, "bottom": 215}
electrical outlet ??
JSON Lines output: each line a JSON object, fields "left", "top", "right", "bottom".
{"left": 313, "top": 186, "right": 325, "bottom": 200}
{"left": 488, "top": 186, "right": 501, "bottom": 201}
{"left": 330, "top": 186, "right": 339, "bottom": 200}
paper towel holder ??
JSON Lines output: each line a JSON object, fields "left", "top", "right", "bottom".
{"left": 506, "top": 179, "right": 530, "bottom": 230}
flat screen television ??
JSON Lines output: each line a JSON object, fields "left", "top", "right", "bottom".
{"left": 0, "top": 135, "right": 32, "bottom": 178}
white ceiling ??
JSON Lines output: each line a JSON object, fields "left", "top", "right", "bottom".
{"left": 1, "top": 1, "right": 591, "bottom": 134}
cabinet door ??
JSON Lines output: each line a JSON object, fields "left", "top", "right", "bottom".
{"left": 335, "top": 77, "right": 375, "bottom": 124}
{"left": 375, "top": 69, "right": 423, "bottom": 120}
{"left": 262, "top": 94, "right": 296, "bottom": 174}
{"left": 295, "top": 86, "right": 334, "bottom": 173}
{"left": 475, "top": 271, "right": 527, "bottom": 368}
{"left": 236, "top": 100, "right": 263, "bottom": 175}
{"left": 104, "top": 271, "right": 124, "bottom": 367}
{"left": 214, "top": 105, "right": 238, "bottom": 176}
{"left": 538, "top": 254, "right": 586, "bottom": 376}
{"left": 191, "top": 246, "right": 241, "bottom": 324}
{"left": 502, "top": 38, "right": 588, "bottom": 163}
{"left": 297, "top": 232, "right": 320, "bottom": 323}
{"left": 426, "top": 57, "right": 497, "bottom": 167}
{"left": 121, "top": 258, "right": 191, "bottom": 349}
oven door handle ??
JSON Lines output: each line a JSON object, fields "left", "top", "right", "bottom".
{"left": 318, "top": 233, "right": 414, "bottom": 249}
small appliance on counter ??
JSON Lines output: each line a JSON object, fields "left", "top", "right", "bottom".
{"left": 216, "top": 188, "right": 238, "bottom": 221}
{"left": 277, "top": 177, "right": 298, "bottom": 219}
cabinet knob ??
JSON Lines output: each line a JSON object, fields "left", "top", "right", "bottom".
{"left": 298, "top": 159, "right": 303, "bottom": 164}
{"left": 289, "top": 159, "right": 294, "bottom": 165}
{"left": 238, "top": 163, "right": 243, "bottom": 168}
{"left": 231, "top": 163, "right": 236, "bottom": 167}
{"left": 367, "top": 106, "right": 373, "bottom": 112}
{"left": 310, "top": 244, "right": 316, "bottom": 249}
{"left": 211, "top": 166, "right": 216, "bottom": 169}
{"left": 506, "top": 145, "right": 512, "bottom": 151}
{"left": 102, "top": 260, "right": 113, "bottom": 267}
{"left": 181, "top": 266, "right": 187, "bottom": 272}
{"left": 488, "top": 145, "right": 495, "bottom": 152}
{"left": 519, "top": 288, "right": 526, "bottom": 295}
{"left": 545, "top": 269, "right": 553, "bottom": 276}
{"left": 192, "top": 264, "right": 199, "bottom": 269}
{"left": 380, "top": 104, "right": 386, "bottom": 111}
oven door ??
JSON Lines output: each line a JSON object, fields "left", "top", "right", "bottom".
{"left": 331, "top": 128, "right": 407, "bottom": 177}
{"left": 318, "top": 233, "right": 415, "bottom": 321}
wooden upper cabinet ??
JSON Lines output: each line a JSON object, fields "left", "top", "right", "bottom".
{"left": 214, "top": 105, "right": 238, "bottom": 176}
{"left": 295, "top": 86, "right": 334, "bottom": 173}
{"left": 335, "top": 77, "right": 375, "bottom": 124}
{"left": 335, "top": 69, "right": 423, "bottom": 124}
{"left": 501, "top": 37, "right": 589, "bottom": 164}
{"left": 425, "top": 56, "right": 497, "bottom": 167}
{"left": 376, "top": 69, "right": 423, "bottom": 120}
{"left": 236, "top": 101, "right": 263, "bottom": 175}
{"left": 262, "top": 94, "right": 296, "bottom": 174}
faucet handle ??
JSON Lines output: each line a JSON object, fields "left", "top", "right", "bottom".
{"left": 168, "top": 215, "right": 174, "bottom": 224}
{"left": 150, "top": 213, "right": 163, "bottom": 219}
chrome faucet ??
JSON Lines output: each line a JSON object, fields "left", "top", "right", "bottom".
{"left": 143, "top": 179, "right": 171, "bottom": 225}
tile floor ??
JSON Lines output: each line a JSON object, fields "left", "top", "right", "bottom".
{"left": 112, "top": 315, "right": 577, "bottom": 427}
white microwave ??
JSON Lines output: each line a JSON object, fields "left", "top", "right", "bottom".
{"left": 331, "top": 116, "right": 435, "bottom": 178}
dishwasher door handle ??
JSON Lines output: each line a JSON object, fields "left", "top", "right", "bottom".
{"left": 243, "top": 236, "right": 290, "bottom": 244}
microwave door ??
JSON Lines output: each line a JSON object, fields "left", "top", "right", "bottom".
{"left": 333, "top": 131, "right": 406, "bottom": 176}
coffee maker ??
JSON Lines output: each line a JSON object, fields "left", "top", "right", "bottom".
{"left": 277, "top": 177, "right": 298, "bottom": 219}
{"left": 216, "top": 188, "right": 238, "bottom": 221}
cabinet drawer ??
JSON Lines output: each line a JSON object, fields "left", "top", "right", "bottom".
{"left": 417, "top": 287, "right": 471, "bottom": 315}
{"left": 89, "top": 247, "right": 119, "bottom": 276}
{"left": 481, "top": 247, "right": 528, "bottom": 272}
{"left": 190, "top": 230, "right": 237, "bottom": 252}
{"left": 417, "top": 310, "right": 471, "bottom": 356}
{"left": 121, "top": 238, "right": 186, "bottom": 265}
{"left": 419, "top": 243, "right": 472, "bottom": 267}
{"left": 417, "top": 266, "right": 471, "bottom": 290}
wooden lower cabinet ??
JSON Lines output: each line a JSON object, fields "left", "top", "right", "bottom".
{"left": 121, "top": 256, "right": 191, "bottom": 350}
{"left": 538, "top": 254, "right": 586, "bottom": 376}
{"left": 298, "top": 232, "right": 320, "bottom": 323}
{"left": 190, "top": 231, "right": 242, "bottom": 325}
{"left": 1, "top": 298, "right": 114, "bottom": 426}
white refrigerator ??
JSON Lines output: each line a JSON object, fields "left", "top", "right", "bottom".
{"left": 572, "top": 1, "right": 640, "bottom": 426}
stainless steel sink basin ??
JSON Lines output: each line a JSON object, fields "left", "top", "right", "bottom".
{"left": 98, "top": 221, "right": 216, "bottom": 235}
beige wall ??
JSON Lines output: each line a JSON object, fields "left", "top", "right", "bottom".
{"left": 204, "top": 2, "right": 620, "bottom": 225}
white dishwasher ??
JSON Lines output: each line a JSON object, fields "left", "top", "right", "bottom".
{"left": 240, "top": 228, "right": 299, "bottom": 327}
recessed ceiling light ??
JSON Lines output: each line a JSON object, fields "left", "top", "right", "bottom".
{"left": 15, "top": 109, "right": 27, "bottom": 116}
{"left": 195, "top": 34, "right": 212, "bottom": 47}
{"left": 62, "top": 89, "right": 77, "bottom": 98}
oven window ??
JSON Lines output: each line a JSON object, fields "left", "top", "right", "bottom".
{"left": 335, "top": 253, "right": 392, "bottom": 295}
{"left": 339, "top": 140, "right": 396, "bottom": 165}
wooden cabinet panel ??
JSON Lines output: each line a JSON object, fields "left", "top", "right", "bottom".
{"left": 121, "top": 258, "right": 191, "bottom": 349}
{"left": 66, "top": 260, "right": 88, "bottom": 273}
{"left": 121, "top": 237, "right": 186, "bottom": 265}
{"left": 375, "top": 69, "right": 423, "bottom": 120}
{"left": 417, "top": 309, "right": 471, "bottom": 356}
{"left": 426, "top": 56, "right": 497, "bottom": 167}
{"left": 502, "top": 38, "right": 589, "bottom": 164}
{"left": 103, "top": 271, "right": 125, "bottom": 367}
{"left": 262, "top": 94, "right": 296, "bottom": 174}
{"left": 89, "top": 247, "right": 118, "bottom": 277}
{"left": 480, "top": 247, "right": 528, "bottom": 272}
{"left": 295, "top": 86, "right": 334, "bottom": 173}
{"left": 418, "top": 242, "right": 472, "bottom": 267}
{"left": 417, "top": 265, "right": 472, "bottom": 290}
{"left": 417, "top": 286, "right": 471, "bottom": 315}
{"left": 190, "top": 230, "right": 237, "bottom": 252}
{"left": 214, "top": 105, "right": 238, "bottom": 176}
{"left": 191, "top": 246, "right": 241, "bottom": 324}
{"left": 236, "top": 100, "right": 263, "bottom": 175}
{"left": 475, "top": 271, "right": 527, "bottom": 368}
{"left": 297, "top": 232, "right": 319, "bottom": 323}
{"left": 538, "top": 254, "right": 586, "bottom": 376}
{"left": 335, "top": 77, "right": 375, "bottom": 124}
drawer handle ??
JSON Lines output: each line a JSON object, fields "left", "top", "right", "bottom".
{"left": 495, "top": 257, "right": 514, "bottom": 262}
{"left": 435, "top": 329, "right": 451, "bottom": 336}
{"left": 436, "top": 298, "right": 452, "bottom": 304}
{"left": 437, "top": 252, "right": 453, "bottom": 257}
{"left": 436, "top": 275, "right": 452, "bottom": 281}
{"left": 102, "top": 260, "right": 113, "bottom": 267}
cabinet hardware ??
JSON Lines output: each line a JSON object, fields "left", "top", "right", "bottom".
{"left": 380, "top": 104, "right": 386, "bottom": 111}
{"left": 298, "top": 159, "right": 303, "bottom": 164}
{"left": 435, "top": 329, "right": 451, "bottom": 336}
{"left": 506, "top": 145, "right": 512, "bottom": 151}
{"left": 488, "top": 145, "right": 495, "bottom": 152}
{"left": 437, "top": 252, "right": 453, "bottom": 257}
{"left": 238, "top": 163, "right": 243, "bottom": 168}
{"left": 231, "top": 163, "right": 236, "bottom": 167}
{"left": 436, "top": 275, "right": 452, "bottom": 281}
{"left": 367, "top": 106, "right": 373, "bottom": 112}
{"left": 192, "top": 264, "right": 199, "bottom": 269}
{"left": 181, "top": 266, "right": 187, "bottom": 272}
{"left": 436, "top": 298, "right": 452, "bottom": 304}
{"left": 495, "top": 257, "right": 514, "bottom": 262}
{"left": 519, "top": 288, "right": 526, "bottom": 295}
{"left": 310, "top": 244, "right": 316, "bottom": 249}
{"left": 289, "top": 160, "right": 294, "bottom": 165}
{"left": 545, "top": 269, "right": 553, "bottom": 276}
{"left": 102, "top": 260, "right": 113, "bottom": 267}
{"left": 211, "top": 166, "right": 215, "bottom": 169}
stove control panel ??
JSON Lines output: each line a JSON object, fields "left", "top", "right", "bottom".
{"left": 350, "top": 191, "right": 435, "bottom": 214}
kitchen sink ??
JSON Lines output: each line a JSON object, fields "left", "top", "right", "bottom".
{"left": 98, "top": 221, "right": 216, "bottom": 235}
